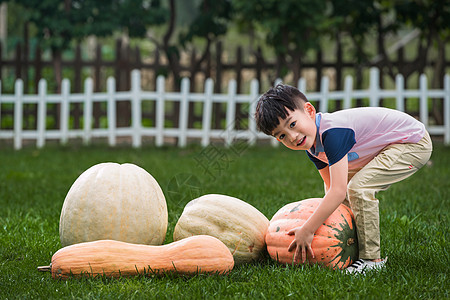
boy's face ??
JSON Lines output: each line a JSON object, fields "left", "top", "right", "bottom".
{"left": 271, "top": 102, "right": 317, "bottom": 151}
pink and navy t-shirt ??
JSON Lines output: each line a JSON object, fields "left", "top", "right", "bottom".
{"left": 306, "top": 107, "right": 426, "bottom": 170}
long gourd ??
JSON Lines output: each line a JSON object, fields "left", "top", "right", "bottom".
{"left": 38, "top": 235, "right": 234, "bottom": 279}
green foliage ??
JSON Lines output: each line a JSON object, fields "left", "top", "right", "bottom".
{"left": 2, "top": 0, "right": 168, "bottom": 52}
{"left": 331, "top": 0, "right": 388, "bottom": 62}
{"left": 232, "top": 0, "right": 329, "bottom": 56}
{"left": 179, "top": 0, "right": 232, "bottom": 47}
{"left": 2, "top": 0, "right": 449, "bottom": 87}
{"left": 114, "top": 0, "right": 168, "bottom": 38}
{"left": 394, "top": 0, "right": 450, "bottom": 38}
{"left": 0, "top": 143, "right": 449, "bottom": 299}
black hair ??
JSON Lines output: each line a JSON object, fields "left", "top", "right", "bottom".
{"left": 254, "top": 83, "right": 308, "bottom": 135}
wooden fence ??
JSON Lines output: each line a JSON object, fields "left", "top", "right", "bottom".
{"left": 1, "top": 39, "right": 449, "bottom": 131}
{"left": 2, "top": 39, "right": 449, "bottom": 94}
{"left": 0, "top": 67, "right": 448, "bottom": 150}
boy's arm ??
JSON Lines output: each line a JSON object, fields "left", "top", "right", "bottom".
{"left": 287, "top": 155, "right": 348, "bottom": 263}
{"left": 318, "top": 166, "right": 330, "bottom": 193}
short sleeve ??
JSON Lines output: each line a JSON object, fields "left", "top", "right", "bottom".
{"left": 322, "top": 128, "right": 356, "bottom": 166}
{"left": 306, "top": 151, "right": 328, "bottom": 170}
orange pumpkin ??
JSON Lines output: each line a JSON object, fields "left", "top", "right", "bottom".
{"left": 265, "top": 198, "right": 358, "bottom": 269}
{"left": 38, "top": 235, "right": 234, "bottom": 279}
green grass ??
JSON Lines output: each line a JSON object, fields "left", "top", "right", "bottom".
{"left": 0, "top": 142, "right": 449, "bottom": 299}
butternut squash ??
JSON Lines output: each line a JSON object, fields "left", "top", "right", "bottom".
{"left": 38, "top": 235, "right": 234, "bottom": 279}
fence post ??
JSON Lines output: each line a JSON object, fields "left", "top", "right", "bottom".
{"left": 107, "top": 77, "right": 116, "bottom": 147}
{"left": 419, "top": 74, "right": 428, "bottom": 127}
{"left": 201, "top": 78, "right": 214, "bottom": 147}
{"left": 343, "top": 75, "right": 353, "bottom": 109}
{"left": 315, "top": 50, "right": 323, "bottom": 91}
{"left": 255, "top": 47, "right": 263, "bottom": 91}
{"left": 235, "top": 47, "right": 242, "bottom": 93}
{"left": 178, "top": 77, "right": 190, "bottom": 147}
{"left": 0, "top": 42, "right": 2, "bottom": 80}
{"left": 443, "top": 74, "right": 449, "bottom": 145}
{"left": 215, "top": 42, "right": 222, "bottom": 93}
{"left": 248, "top": 79, "right": 259, "bottom": 146}
{"left": 155, "top": 75, "right": 165, "bottom": 147}
{"left": 60, "top": 79, "right": 70, "bottom": 145}
{"left": 298, "top": 77, "right": 307, "bottom": 93}
{"left": 225, "top": 79, "right": 237, "bottom": 147}
{"left": 335, "top": 36, "right": 343, "bottom": 91}
{"left": 14, "top": 79, "right": 23, "bottom": 150}
{"left": 74, "top": 44, "right": 82, "bottom": 93}
{"left": 369, "top": 68, "right": 380, "bottom": 107}
{"left": 94, "top": 44, "right": 102, "bottom": 93}
{"left": 83, "top": 77, "right": 93, "bottom": 145}
{"left": 37, "top": 79, "right": 47, "bottom": 148}
{"left": 14, "top": 43, "right": 22, "bottom": 80}
{"left": 33, "top": 46, "right": 42, "bottom": 94}
{"left": 319, "top": 76, "right": 329, "bottom": 113}
{"left": 271, "top": 79, "right": 283, "bottom": 147}
{"left": 131, "top": 70, "right": 141, "bottom": 148}
{"left": 0, "top": 80, "right": 2, "bottom": 127}
{"left": 395, "top": 74, "right": 405, "bottom": 112}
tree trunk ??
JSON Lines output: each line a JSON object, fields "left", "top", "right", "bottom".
{"left": 163, "top": 0, "right": 182, "bottom": 91}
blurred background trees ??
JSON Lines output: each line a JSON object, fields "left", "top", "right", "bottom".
{"left": 0, "top": 0, "right": 449, "bottom": 92}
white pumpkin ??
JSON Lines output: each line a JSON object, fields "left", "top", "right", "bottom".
{"left": 59, "top": 162, "right": 168, "bottom": 247}
{"left": 173, "top": 194, "right": 269, "bottom": 265}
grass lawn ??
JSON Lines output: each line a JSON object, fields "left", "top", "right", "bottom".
{"left": 0, "top": 142, "right": 449, "bottom": 299}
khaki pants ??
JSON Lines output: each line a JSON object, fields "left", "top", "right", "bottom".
{"left": 346, "top": 131, "right": 433, "bottom": 259}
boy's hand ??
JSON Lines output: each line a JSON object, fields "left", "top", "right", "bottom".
{"left": 287, "top": 226, "right": 315, "bottom": 264}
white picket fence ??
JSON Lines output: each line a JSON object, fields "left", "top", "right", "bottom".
{"left": 0, "top": 67, "right": 449, "bottom": 150}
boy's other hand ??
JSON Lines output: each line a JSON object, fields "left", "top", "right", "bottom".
{"left": 287, "top": 226, "right": 315, "bottom": 264}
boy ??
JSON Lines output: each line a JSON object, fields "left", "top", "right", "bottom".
{"left": 255, "top": 84, "right": 432, "bottom": 273}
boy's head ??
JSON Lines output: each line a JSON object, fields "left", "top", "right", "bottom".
{"left": 255, "top": 84, "right": 309, "bottom": 135}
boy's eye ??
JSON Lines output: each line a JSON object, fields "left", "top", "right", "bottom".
{"left": 290, "top": 121, "right": 296, "bottom": 128}
{"left": 279, "top": 134, "right": 285, "bottom": 140}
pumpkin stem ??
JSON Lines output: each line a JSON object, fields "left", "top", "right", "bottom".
{"left": 37, "top": 265, "right": 51, "bottom": 272}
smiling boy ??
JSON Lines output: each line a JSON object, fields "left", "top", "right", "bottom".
{"left": 255, "top": 84, "right": 432, "bottom": 273}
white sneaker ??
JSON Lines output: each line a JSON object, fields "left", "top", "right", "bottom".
{"left": 346, "top": 258, "right": 387, "bottom": 274}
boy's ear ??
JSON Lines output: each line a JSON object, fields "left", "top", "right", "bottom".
{"left": 303, "top": 102, "right": 316, "bottom": 118}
